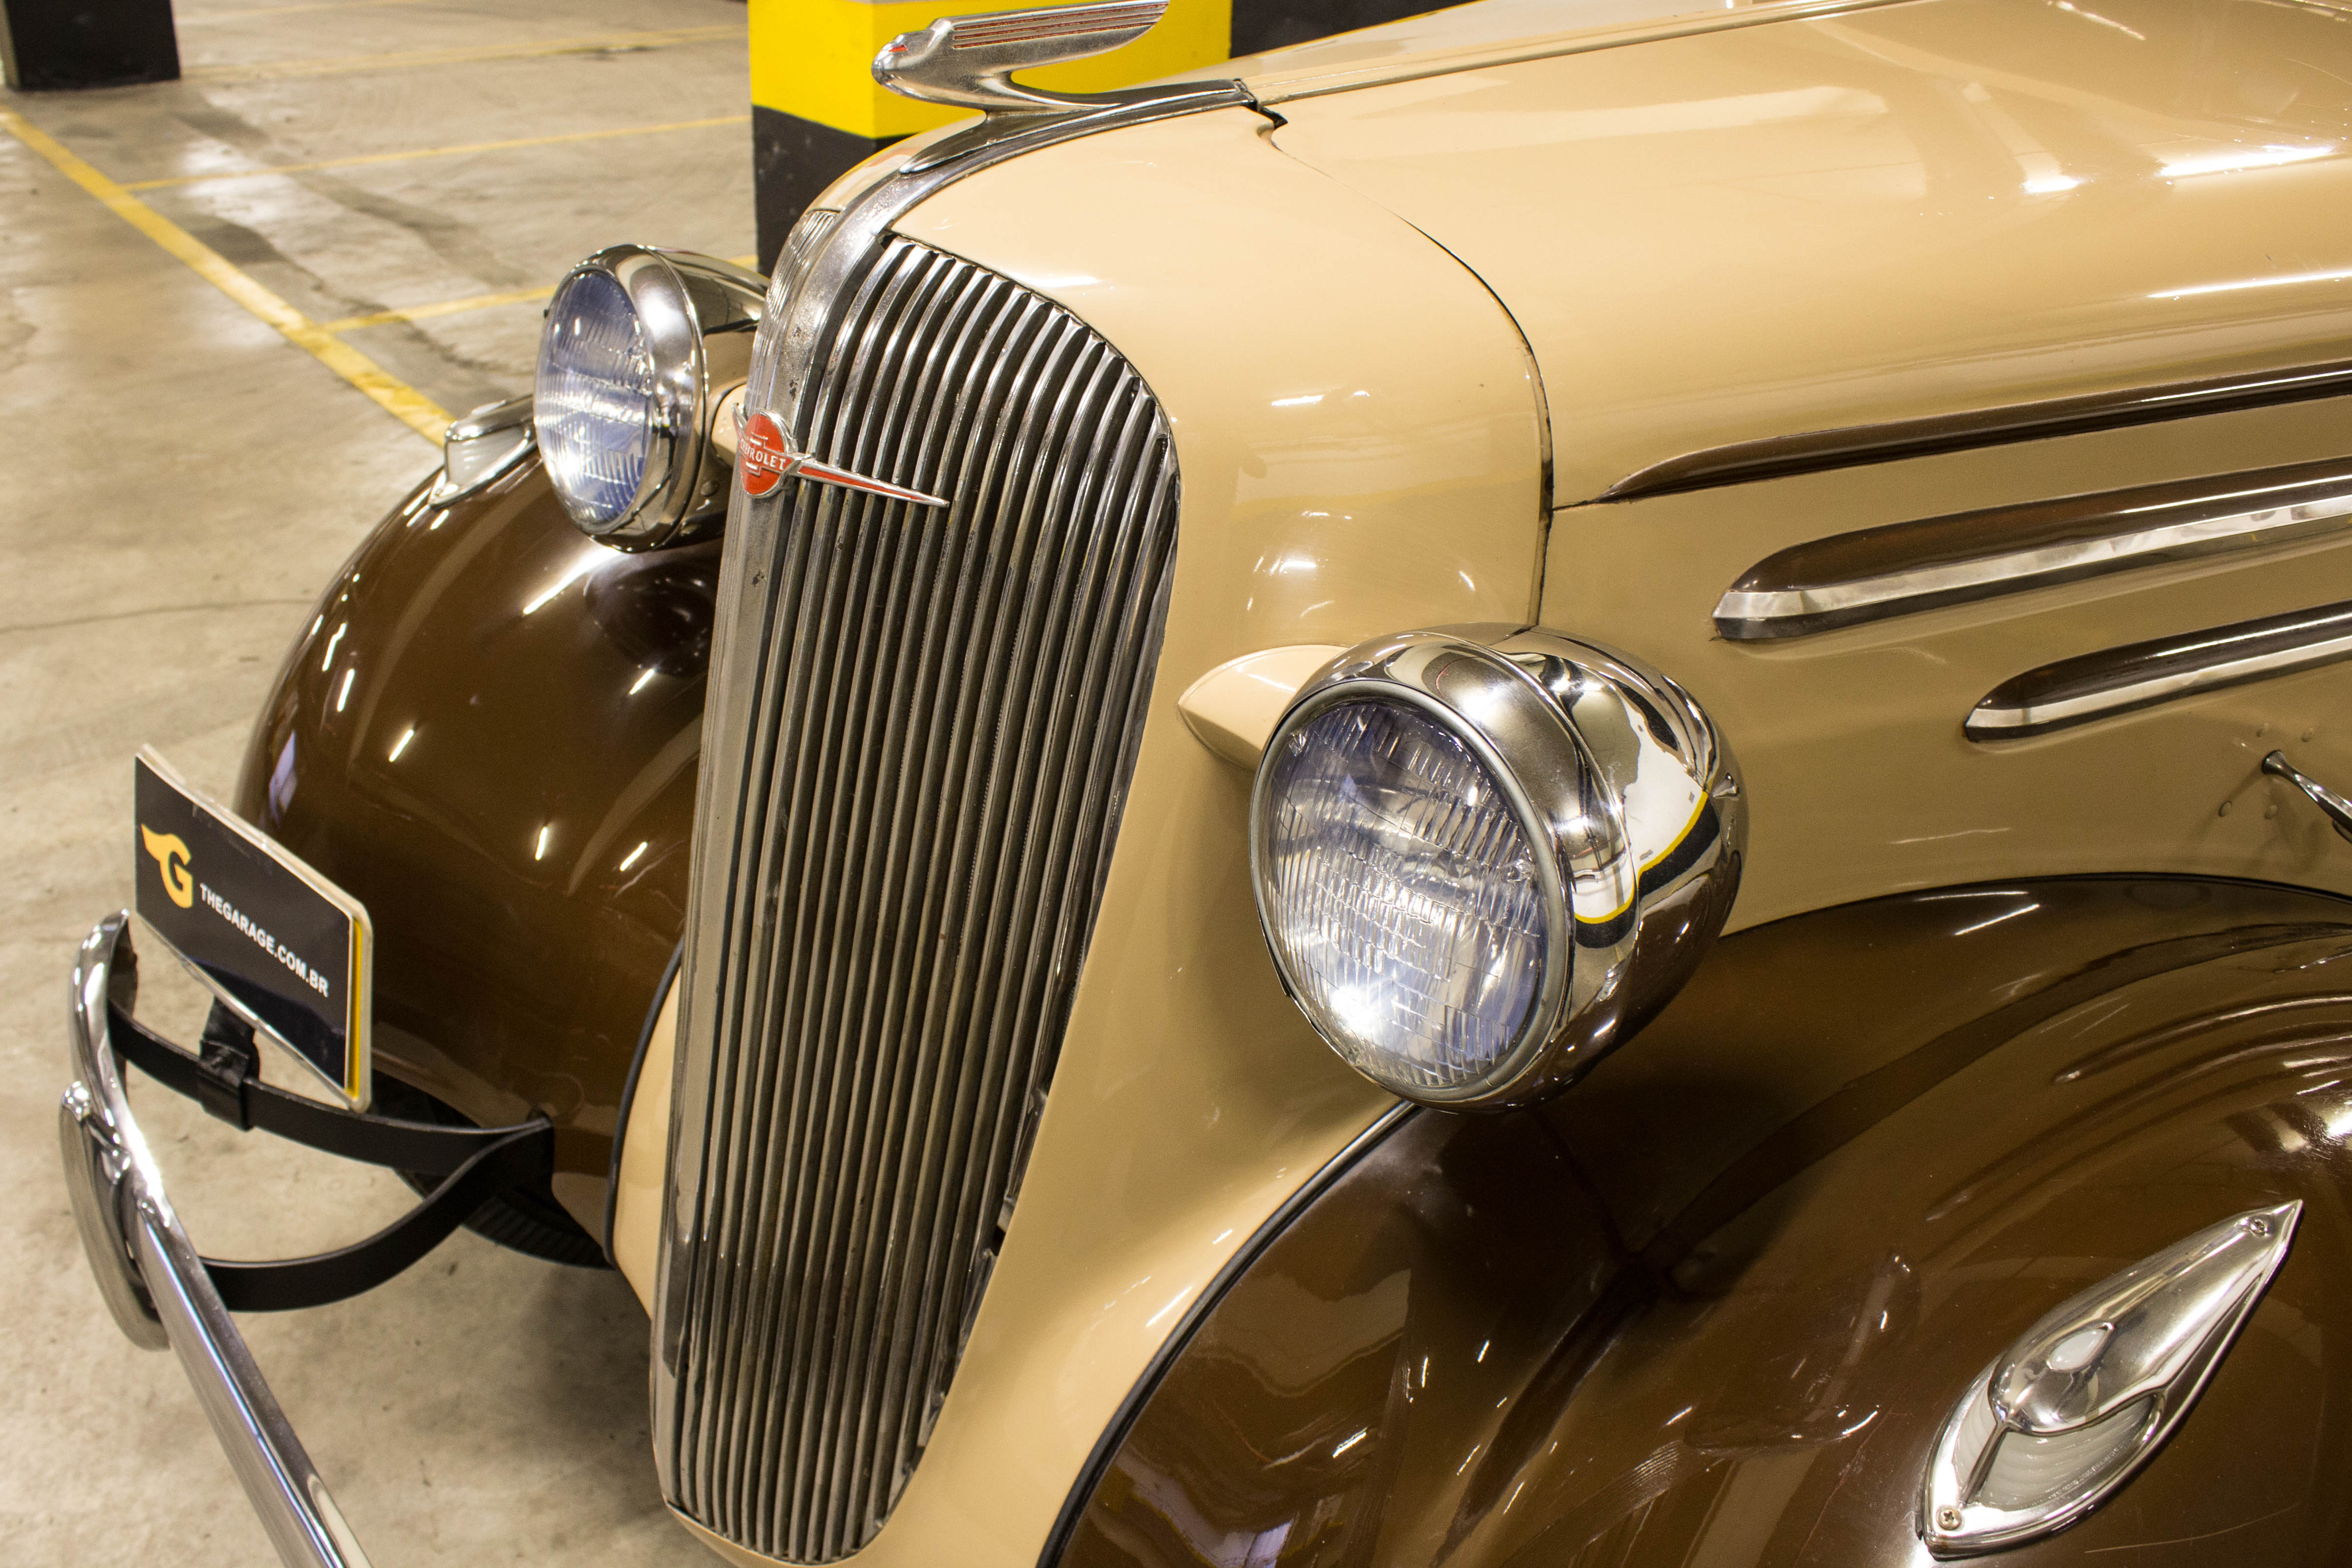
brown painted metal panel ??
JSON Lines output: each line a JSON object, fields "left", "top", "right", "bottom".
{"left": 1058, "top": 877, "right": 2352, "bottom": 1567}
{"left": 232, "top": 461, "right": 704, "bottom": 1231}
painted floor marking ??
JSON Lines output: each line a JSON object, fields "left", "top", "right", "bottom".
{"left": 0, "top": 106, "right": 451, "bottom": 443}
{"left": 321, "top": 256, "right": 757, "bottom": 334}
{"left": 182, "top": 24, "right": 745, "bottom": 82}
{"left": 320, "top": 285, "right": 560, "bottom": 333}
{"left": 122, "top": 114, "right": 750, "bottom": 191}
{"left": 178, "top": 0, "right": 440, "bottom": 24}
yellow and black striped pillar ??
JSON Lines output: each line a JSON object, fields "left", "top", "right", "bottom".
{"left": 749, "top": 0, "right": 1234, "bottom": 268}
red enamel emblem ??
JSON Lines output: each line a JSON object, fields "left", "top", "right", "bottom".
{"left": 739, "top": 410, "right": 795, "bottom": 497}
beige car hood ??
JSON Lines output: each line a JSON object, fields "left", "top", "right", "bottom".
{"left": 1266, "top": 0, "right": 2352, "bottom": 504}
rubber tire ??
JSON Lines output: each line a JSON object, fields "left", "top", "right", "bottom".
{"left": 373, "top": 1076, "right": 612, "bottom": 1270}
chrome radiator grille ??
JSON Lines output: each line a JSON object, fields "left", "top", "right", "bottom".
{"left": 663, "top": 236, "right": 1179, "bottom": 1563}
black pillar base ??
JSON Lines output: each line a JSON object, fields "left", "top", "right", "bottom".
{"left": 754, "top": 106, "right": 897, "bottom": 273}
{"left": 1, "top": 0, "right": 180, "bottom": 90}
{"left": 1229, "top": 0, "right": 1444, "bottom": 57}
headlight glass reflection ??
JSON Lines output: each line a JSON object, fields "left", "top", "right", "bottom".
{"left": 536, "top": 271, "right": 658, "bottom": 527}
{"left": 1257, "top": 699, "right": 1548, "bottom": 1094}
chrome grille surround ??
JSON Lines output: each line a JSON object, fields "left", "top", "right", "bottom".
{"left": 653, "top": 221, "right": 1181, "bottom": 1561}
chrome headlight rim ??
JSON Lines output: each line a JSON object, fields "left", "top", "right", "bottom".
{"left": 1250, "top": 625, "right": 1742, "bottom": 1111}
{"left": 536, "top": 245, "right": 764, "bottom": 551}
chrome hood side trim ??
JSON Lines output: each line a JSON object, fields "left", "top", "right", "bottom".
{"left": 1717, "top": 456, "right": 2352, "bottom": 642}
{"left": 1966, "top": 598, "right": 2352, "bottom": 740}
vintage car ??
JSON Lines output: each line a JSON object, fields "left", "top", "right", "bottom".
{"left": 58, "top": 0, "right": 2352, "bottom": 1562}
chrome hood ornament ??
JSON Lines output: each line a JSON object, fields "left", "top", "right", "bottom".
{"left": 737, "top": 410, "right": 950, "bottom": 509}
{"left": 874, "top": 0, "right": 1174, "bottom": 114}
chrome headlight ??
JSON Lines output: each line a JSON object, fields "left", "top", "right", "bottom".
{"left": 1250, "top": 628, "right": 1743, "bottom": 1109}
{"left": 534, "top": 246, "right": 764, "bottom": 550}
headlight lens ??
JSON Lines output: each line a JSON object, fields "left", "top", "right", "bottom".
{"left": 528, "top": 246, "right": 765, "bottom": 550}
{"left": 1257, "top": 699, "right": 1550, "bottom": 1095}
{"left": 1250, "top": 629, "right": 1743, "bottom": 1110}
{"left": 536, "top": 270, "right": 659, "bottom": 529}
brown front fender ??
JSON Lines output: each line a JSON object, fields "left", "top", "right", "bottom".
{"left": 234, "top": 458, "right": 711, "bottom": 1239}
{"left": 1055, "top": 876, "right": 2352, "bottom": 1568}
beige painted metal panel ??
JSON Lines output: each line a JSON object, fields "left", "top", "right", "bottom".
{"left": 1545, "top": 391, "right": 2352, "bottom": 933}
{"left": 712, "top": 107, "right": 1547, "bottom": 1568}
{"left": 1178, "top": 645, "right": 1346, "bottom": 768}
{"left": 1269, "top": 0, "right": 2352, "bottom": 503}
{"left": 670, "top": 10, "right": 2352, "bottom": 1567}
{"left": 1212, "top": 0, "right": 1916, "bottom": 102}
{"left": 613, "top": 979, "right": 676, "bottom": 1308}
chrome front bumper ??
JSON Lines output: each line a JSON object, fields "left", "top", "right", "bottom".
{"left": 60, "top": 913, "right": 374, "bottom": 1568}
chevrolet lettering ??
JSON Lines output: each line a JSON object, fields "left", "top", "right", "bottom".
{"left": 737, "top": 408, "right": 951, "bottom": 507}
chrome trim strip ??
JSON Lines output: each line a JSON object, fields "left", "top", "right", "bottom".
{"left": 1716, "top": 459, "right": 2352, "bottom": 641}
{"left": 60, "top": 914, "right": 371, "bottom": 1568}
{"left": 1966, "top": 599, "right": 2352, "bottom": 740}
{"left": 1602, "top": 358, "right": 2352, "bottom": 503}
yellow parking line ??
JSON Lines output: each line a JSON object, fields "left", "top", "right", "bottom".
{"left": 323, "top": 285, "right": 557, "bottom": 333}
{"left": 182, "top": 23, "right": 745, "bottom": 81}
{"left": 123, "top": 114, "right": 750, "bottom": 191}
{"left": 0, "top": 107, "right": 449, "bottom": 444}
{"left": 324, "top": 257, "right": 759, "bottom": 332}
{"left": 179, "top": 0, "right": 438, "bottom": 24}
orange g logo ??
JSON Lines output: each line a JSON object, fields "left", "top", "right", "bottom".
{"left": 141, "top": 825, "right": 194, "bottom": 909}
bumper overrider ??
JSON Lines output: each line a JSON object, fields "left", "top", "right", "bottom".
{"left": 59, "top": 913, "right": 554, "bottom": 1568}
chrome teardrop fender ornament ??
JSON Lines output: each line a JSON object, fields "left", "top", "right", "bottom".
{"left": 1921, "top": 1201, "right": 2301, "bottom": 1557}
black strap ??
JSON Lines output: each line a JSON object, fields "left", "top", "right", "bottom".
{"left": 205, "top": 1121, "right": 552, "bottom": 1311}
{"left": 106, "top": 999, "right": 560, "bottom": 1312}
{"left": 109, "top": 1001, "right": 522, "bottom": 1177}
{"left": 193, "top": 1006, "right": 261, "bottom": 1127}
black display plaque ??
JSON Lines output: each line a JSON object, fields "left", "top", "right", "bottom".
{"left": 133, "top": 748, "right": 372, "bottom": 1108}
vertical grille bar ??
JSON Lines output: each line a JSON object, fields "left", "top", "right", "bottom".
{"left": 665, "top": 237, "right": 1179, "bottom": 1563}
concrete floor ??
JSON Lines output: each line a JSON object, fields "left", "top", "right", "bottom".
{"left": 0, "top": 3, "right": 752, "bottom": 1561}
